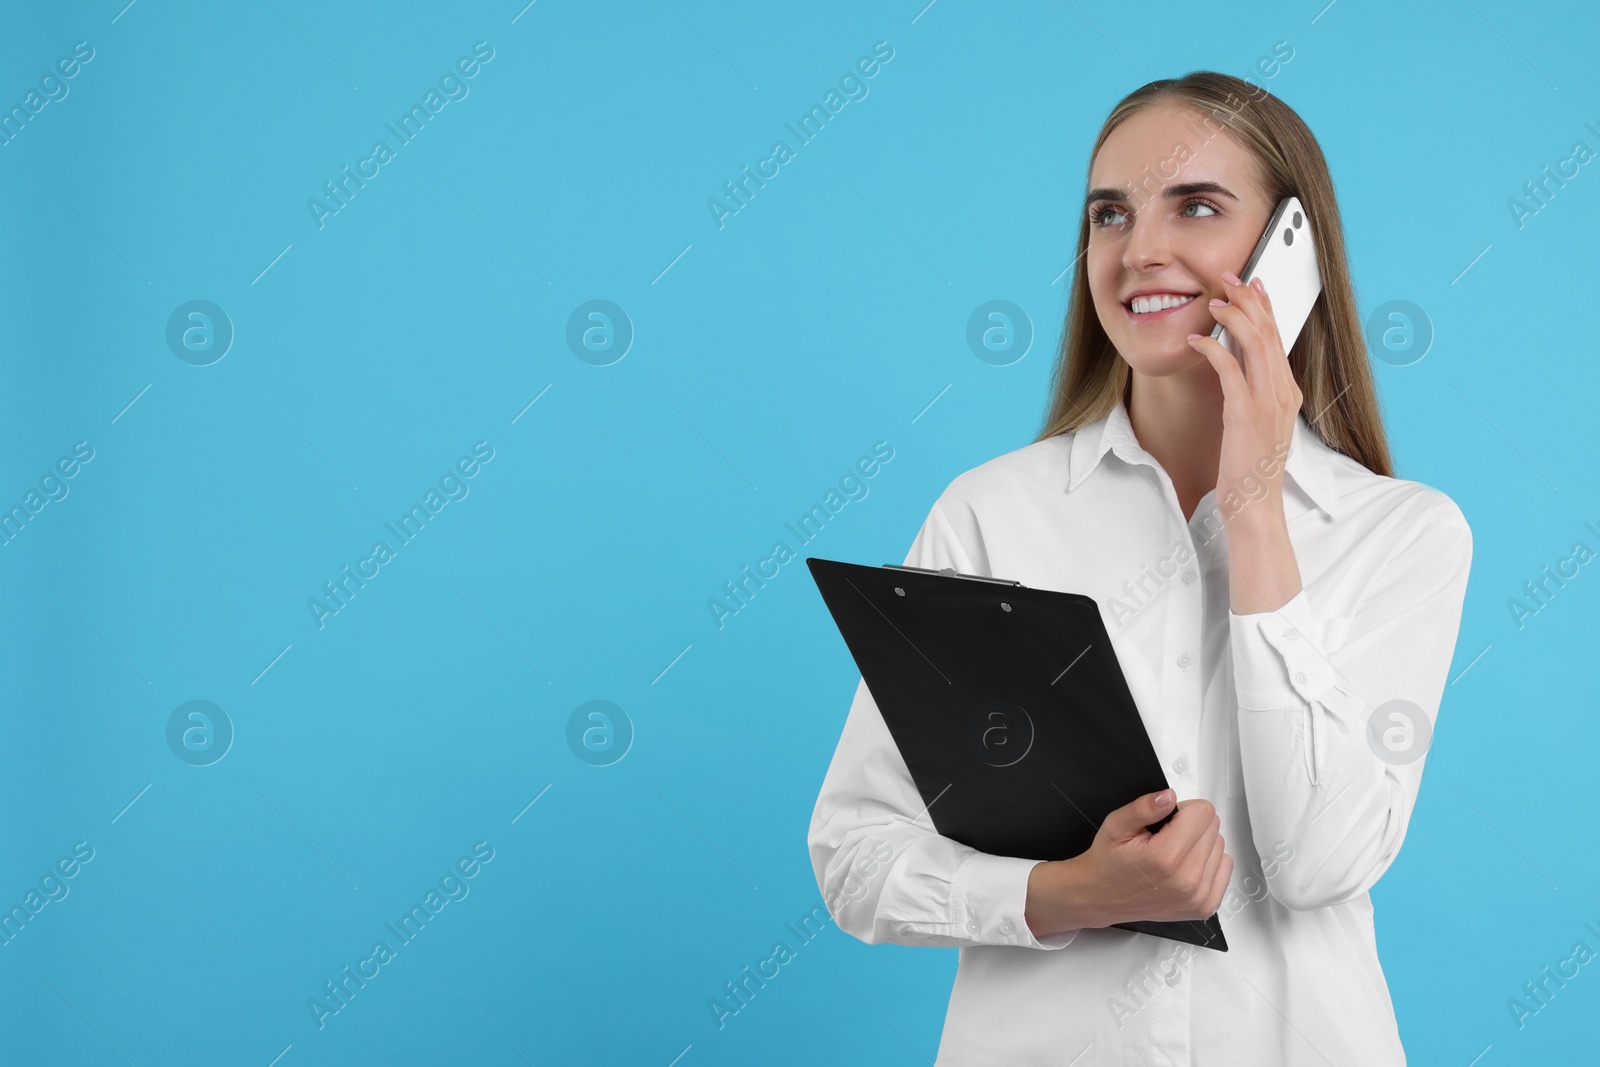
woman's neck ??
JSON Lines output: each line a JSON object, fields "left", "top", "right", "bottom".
{"left": 1125, "top": 370, "right": 1225, "bottom": 523}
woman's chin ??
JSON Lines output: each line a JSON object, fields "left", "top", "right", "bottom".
{"left": 1119, "top": 340, "right": 1212, "bottom": 376}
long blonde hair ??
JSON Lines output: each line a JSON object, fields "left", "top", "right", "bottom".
{"left": 1034, "top": 71, "right": 1392, "bottom": 477}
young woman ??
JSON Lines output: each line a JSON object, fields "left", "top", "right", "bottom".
{"left": 809, "top": 71, "right": 1473, "bottom": 1065}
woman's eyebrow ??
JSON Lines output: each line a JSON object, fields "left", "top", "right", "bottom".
{"left": 1083, "top": 180, "right": 1240, "bottom": 208}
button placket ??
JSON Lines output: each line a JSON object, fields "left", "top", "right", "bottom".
{"left": 1162, "top": 528, "right": 1203, "bottom": 802}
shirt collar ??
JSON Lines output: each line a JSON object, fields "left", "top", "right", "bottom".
{"left": 1065, "top": 395, "right": 1343, "bottom": 519}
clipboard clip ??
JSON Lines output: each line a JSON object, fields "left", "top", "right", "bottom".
{"left": 881, "top": 563, "right": 1027, "bottom": 588}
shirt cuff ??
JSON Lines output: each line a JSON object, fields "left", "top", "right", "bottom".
{"left": 1229, "top": 588, "right": 1372, "bottom": 787}
{"left": 951, "top": 854, "right": 1079, "bottom": 950}
{"left": 1228, "top": 588, "right": 1338, "bottom": 711}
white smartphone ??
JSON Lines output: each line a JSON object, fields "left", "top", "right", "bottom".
{"left": 1210, "top": 195, "right": 1322, "bottom": 360}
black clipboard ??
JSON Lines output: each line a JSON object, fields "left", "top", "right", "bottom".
{"left": 807, "top": 556, "right": 1227, "bottom": 952}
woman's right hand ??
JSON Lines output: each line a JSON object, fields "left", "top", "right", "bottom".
{"left": 1025, "top": 789, "right": 1233, "bottom": 937}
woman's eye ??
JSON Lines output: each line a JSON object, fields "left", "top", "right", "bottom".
{"left": 1091, "top": 198, "right": 1219, "bottom": 227}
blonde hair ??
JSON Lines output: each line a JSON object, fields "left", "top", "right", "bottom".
{"left": 1034, "top": 71, "right": 1392, "bottom": 477}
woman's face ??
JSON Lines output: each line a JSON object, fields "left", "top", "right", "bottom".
{"left": 1085, "top": 103, "right": 1276, "bottom": 380}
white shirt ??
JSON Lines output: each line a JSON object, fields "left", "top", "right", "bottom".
{"left": 808, "top": 395, "right": 1473, "bottom": 1066}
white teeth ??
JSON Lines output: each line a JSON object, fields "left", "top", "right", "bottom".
{"left": 1130, "top": 294, "right": 1196, "bottom": 314}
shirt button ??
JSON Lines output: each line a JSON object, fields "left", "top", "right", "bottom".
{"left": 967, "top": 920, "right": 980, "bottom": 934}
{"left": 1001, "top": 920, "right": 1014, "bottom": 935}
{"left": 1172, "top": 756, "right": 1189, "bottom": 776}
{"left": 1284, "top": 628, "right": 1299, "bottom": 641}
{"left": 1177, "top": 652, "right": 1192, "bottom": 669}
{"left": 1181, "top": 569, "right": 1196, "bottom": 584}
{"left": 1293, "top": 671, "right": 1307, "bottom": 685}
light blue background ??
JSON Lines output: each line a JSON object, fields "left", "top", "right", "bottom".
{"left": 2, "top": 1, "right": 1597, "bottom": 1064}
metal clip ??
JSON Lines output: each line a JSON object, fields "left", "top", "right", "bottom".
{"left": 881, "top": 563, "right": 1026, "bottom": 588}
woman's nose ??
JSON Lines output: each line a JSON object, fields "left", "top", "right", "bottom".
{"left": 1122, "top": 218, "right": 1172, "bottom": 271}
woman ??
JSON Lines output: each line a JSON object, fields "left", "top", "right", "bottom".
{"left": 808, "top": 71, "right": 1473, "bottom": 1065}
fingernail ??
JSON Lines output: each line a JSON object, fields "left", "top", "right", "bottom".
{"left": 1252, "top": 278, "right": 1266, "bottom": 294}
{"left": 1222, "top": 270, "right": 1242, "bottom": 285}
{"left": 1209, "top": 298, "right": 1226, "bottom": 306}
{"left": 1155, "top": 790, "right": 1175, "bottom": 808}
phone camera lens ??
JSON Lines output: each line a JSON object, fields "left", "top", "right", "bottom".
{"left": 1282, "top": 228, "right": 1294, "bottom": 246}
{"left": 1293, "top": 211, "right": 1303, "bottom": 228}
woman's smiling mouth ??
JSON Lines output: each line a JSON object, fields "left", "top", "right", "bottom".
{"left": 1124, "top": 292, "right": 1200, "bottom": 320}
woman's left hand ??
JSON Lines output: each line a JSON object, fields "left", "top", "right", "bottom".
{"left": 1185, "top": 270, "right": 1303, "bottom": 530}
